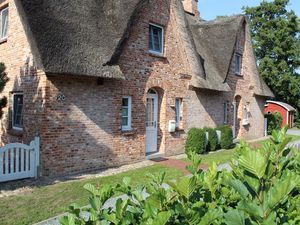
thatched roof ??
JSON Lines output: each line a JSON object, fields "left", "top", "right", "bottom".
{"left": 185, "top": 14, "right": 273, "bottom": 96}
{"left": 17, "top": 0, "right": 147, "bottom": 79}
{"left": 16, "top": 0, "right": 273, "bottom": 97}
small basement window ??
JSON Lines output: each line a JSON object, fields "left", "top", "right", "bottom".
{"left": 12, "top": 93, "right": 23, "bottom": 130}
{"left": 122, "top": 96, "right": 132, "bottom": 131}
{"left": 149, "top": 24, "right": 164, "bottom": 55}
{"left": 235, "top": 54, "right": 242, "bottom": 75}
{"left": 0, "top": 7, "right": 8, "bottom": 40}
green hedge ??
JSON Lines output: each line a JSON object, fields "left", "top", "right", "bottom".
{"left": 203, "top": 127, "right": 219, "bottom": 151}
{"left": 265, "top": 112, "right": 283, "bottom": 135}
{"left": 185, "top": 128, "right": 206, "bottom": 155}
{"left": 217, "top": 125, "right": 233, "bottom": 149}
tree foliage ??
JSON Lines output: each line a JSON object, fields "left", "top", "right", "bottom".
{"left": 244, "top": 0, "right": 300, "bottom": 125}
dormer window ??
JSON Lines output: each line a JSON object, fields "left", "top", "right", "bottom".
{"left": 149, "top": 24, "right": 164, "bottom": 55}
{"left": 235, "top": 54, "right": 242, "bottom": 75}
{"left": 0, "top": 7, "right": 8, "bottom": 40}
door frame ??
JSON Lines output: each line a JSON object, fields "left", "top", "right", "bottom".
{"left": 232, "top": 101, "right": 237, "bottom": 138}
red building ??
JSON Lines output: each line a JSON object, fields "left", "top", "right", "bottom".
{"left": 265, "top": 101, "right": 296, "bottom": 128}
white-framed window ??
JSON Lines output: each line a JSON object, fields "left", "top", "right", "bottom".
{"left": 122, "top": 96, "right": 132, "bottom": 131}
{"left": 12, "top": 93, "right": 23, "bottom": 130}
{"left": 235, "top": 54, "right": 242, "bottom": 75}
{"left": 149, "top": 23, "right": 164, "bottom": 55}
{"left": 223, "top": 102, "right": 228, "bottom": 124}
{"left": 0, "top": 7, "right": 8, "bottom": 40}
{"left": 175, "top": 98, "right": 183, "bottom": 128}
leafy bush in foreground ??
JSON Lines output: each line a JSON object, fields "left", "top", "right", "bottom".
{"left": 61, "top": 127, "right": 300, "bottom": 225}
{"left": 217, "top": 125, "right": 233, "bottom": 149}
{"left": 185, "top": 128, "right": 206, "bottom": 155}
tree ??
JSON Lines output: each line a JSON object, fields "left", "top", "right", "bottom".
{"left": 243, "top": 0, "right": 300, "bottom": 126}
{"left": 0, "top": 62, "right": 8, "bottom": 118}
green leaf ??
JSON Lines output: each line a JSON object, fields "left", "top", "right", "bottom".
{"left": 115, "top": 198, "right": 129, "bottom": 219}
{"left": 104, "top": 213, "right": 118, "bottom": 224}
{"left": 84, "top": 183, "right": 99, "bottom": 196}
{"left": 266, "top": 171, "right": 300, "bottom": 212}
{"left": 199, "top": 208, "right": 223, "bottom": 225}
{"left": 224, "top": 209, "right": 246, "bottom": 225}
{"left": 89, "top": 196, "right": 102, "bottom": 211}
{"left": 60, "top": 214, "right": 76, "bottom": 225}
{"left": 228, "top": 179, "right": 251, "bottom": 199}
{"left": 167, "top": 176, "right": 196, "bottom": 199}
{"left": 238, "top": 199, "right": 263, "bottom": 219}
{"left": 123, "top": 177, "right": 131, "bottom": 186}
{"left": 152, "top": 211, "right": 172, "bottom": 225}
{"left": 238, "top": 149, "right": 268, "bottom": 179}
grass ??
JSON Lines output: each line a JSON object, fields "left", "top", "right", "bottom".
{"left": 0, "top": 164, "right": 184, "bottom": 225}
{"left": 184, "top": 149, "right": 236, "bottom": 166}
{"left": 199, "top": 149, "right": 236, "bottom": 166}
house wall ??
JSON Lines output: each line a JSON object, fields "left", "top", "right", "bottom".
{"left": 0, "top": 0, "right": 47, "bottom": 146}
{"left": 0, "top": 0, "right": 268, "bottom": 177}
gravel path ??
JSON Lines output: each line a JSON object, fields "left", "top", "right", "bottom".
{"left": 287, "top": 129, "right": 300, "bottom": 136}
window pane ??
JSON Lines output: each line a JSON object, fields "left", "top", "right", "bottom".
{"left": 122, "top": 98, "right": 128, "bottom": 107}
{"left": 175, "top": 98, "right": 182, "bottom": 127}
{"left": 122, "top": 117, "right": 128, "bottom": 126}
{"left": 1, "top": 8, "right": 8, "bottom": 38}
{"left": 13, "top": 94, "right": 23, "bottom": 128}
{"left": 235, "top": 55, "right": 241, "bottom": 74}
{"left": 122, "top": 108, "right": 128, "bottom": 117}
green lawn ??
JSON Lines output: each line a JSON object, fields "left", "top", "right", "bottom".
{"left": 0, "top": 165, "right": 184, "bottom": 225}
{"left": 184, "top": 149, "right": 236, "bottom": 166}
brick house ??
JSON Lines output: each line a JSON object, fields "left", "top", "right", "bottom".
{"left": 0, "top": 0, "right": 273, "bottom": 176}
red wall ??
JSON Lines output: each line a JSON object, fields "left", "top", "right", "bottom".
{"left": 264, "top": 103, "right": 288, "bottom": 127}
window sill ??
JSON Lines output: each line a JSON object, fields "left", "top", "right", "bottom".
{"left": 0, "top": 38, "right": 7, "bottom": 44}
{"left": 175, "top": 127, "right": 185, "bottom": 132}
{"left": 8, "top": 128, "right": 24, "bottom": 137}
{"left": 148, "top": 51, "right": 166, "bottom": 59}
{"left": 121, "top": 129, "right": 137, "bottom": 136}
{"left": 235, "top": 73, "right": 243, "bottom": 77}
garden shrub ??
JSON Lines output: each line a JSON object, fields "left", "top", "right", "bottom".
{"left": 61, "top": 127, "right": 300, "bottom": 225}
{"left": 217, "top": 125, "right": 233, "bottom": 149}
{"left": 185, "top": 128, "right": 206, "bottom": 155}
{"left": 203, "top": 127, "right": 219, "bottom": 151}
{"left": 265, "top": 111, "right": 283, "bottom": 134}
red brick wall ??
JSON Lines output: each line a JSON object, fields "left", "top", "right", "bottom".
{"left": 0, "top": 0, "right": 47, "bottom": 146}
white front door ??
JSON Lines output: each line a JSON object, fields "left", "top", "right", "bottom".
{"left": 146, "top": 93, "right": 158, "bottom": 154}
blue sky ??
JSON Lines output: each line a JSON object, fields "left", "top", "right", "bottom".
{"left": 198, "top": 0, "right": 300, "bottom": 20}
